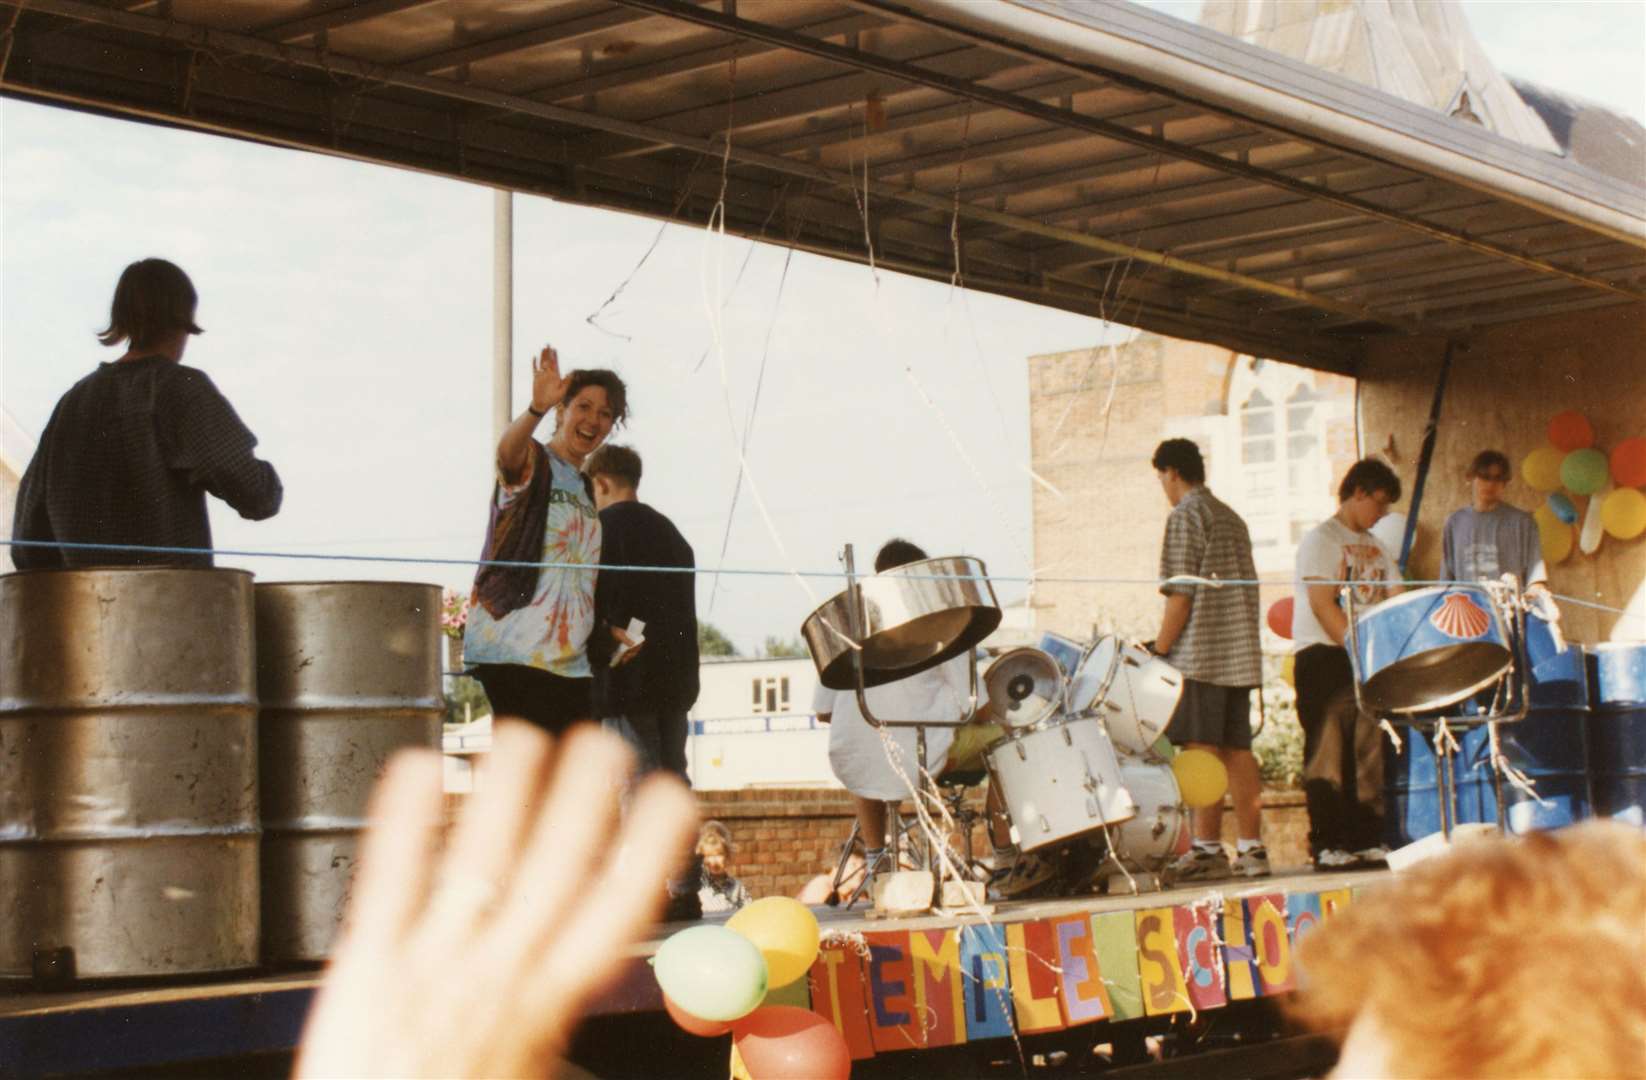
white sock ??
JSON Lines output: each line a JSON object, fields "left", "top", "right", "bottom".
{"left": 1237, "top": 838, "right": 1264, "bottom": 853}
{"left": 1193, "top": 840, "right": 1222, "bottom": 854}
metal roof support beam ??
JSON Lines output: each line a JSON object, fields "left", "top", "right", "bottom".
{"left": 254, "top": 0, "right": 440, "bottom": 43}
{"left": 1, "top": 0, "right": 1422, "bottom": 333}
{"left": 605, "top": 0, "right": 1641, "bottom": 301}
{"left": 402, "top": 7, "right": 659, "bottom": 74}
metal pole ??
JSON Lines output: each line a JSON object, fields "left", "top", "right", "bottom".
{"left": 492, "top": 189, "right": 514, "bottom": 443}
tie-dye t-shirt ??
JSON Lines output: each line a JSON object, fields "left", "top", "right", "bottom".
{"left": 463, "top": 448, "right": 601, "bottom": 678}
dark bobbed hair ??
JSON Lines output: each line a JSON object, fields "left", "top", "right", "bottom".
{"left": 1151, "top": 437, "right": 1206, "bottom": 484}
{"left": 586, "top": 443, "right": 642, "bottom": 489}
{"left": 875, "top": 538, "right": 928, "bottom": 573}
{"left": 1468, "top": 449, "right": 1511, "bottom": 480}
{"left": 559, "top": 369, "right": 629, "bottom": 428}
{"left": 98, "top": 258, "right": 203, "bottom": 349}
{"left": 1338, "top": 458, "right": 1403, "bottom": 504}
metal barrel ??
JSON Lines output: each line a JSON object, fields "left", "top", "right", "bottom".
{"left": 1495, "top": 708, "right": 1593, "bottom": 833}
{"left": 0, "top": 568, "right": 260, "bottom": 983}
{"left": 255, "top": 582, "right": 443, "bottom": 964}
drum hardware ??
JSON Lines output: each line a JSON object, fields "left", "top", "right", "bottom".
{"left": 1345, "top": 576, "right": 1531, "bottom": 841}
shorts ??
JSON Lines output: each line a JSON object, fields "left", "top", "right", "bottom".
{"left": 471, "top": 663, "right": 594, "bottom": 736}
{"left": 1164, "top": 677, "right": 1254, "bottom": 750}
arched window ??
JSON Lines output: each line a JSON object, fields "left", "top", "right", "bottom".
{"left": 1241, "top": 389, "right": 1275, "bottom": 464}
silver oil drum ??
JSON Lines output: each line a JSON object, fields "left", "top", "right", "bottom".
{"left": 0, "top": 568, "right": 260, "bottom": 982}
{"left": 255, "top": 582, "right": 442, "bottom": 964}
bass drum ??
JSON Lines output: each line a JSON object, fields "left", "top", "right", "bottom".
{"left": 1093, "top": 643, "right": 1183, "bottom": 757}
{"left": 984, "top": 717, "right": 1136, "bottom": 853}
{"left": 1109, "top": 757, "right": 1190, "bottom": 870}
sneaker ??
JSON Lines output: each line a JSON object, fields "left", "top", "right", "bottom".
{"left": 1166, "top": 846, "right": 1233, "bottom": 883}
{"left": 1231, "top": 845, "right": 1272, "bottom": 878}
{"left": 1352, "top": 846, "right": 1390, "bottom": 869}
{"left": 1313, "top": 848, "right": 1358, "bottom": 870}
{"left": 988, "top": 851, "right": 1058, "bottom": 899}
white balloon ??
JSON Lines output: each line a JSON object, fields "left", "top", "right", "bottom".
{"left": 1371, "top": 512, "right": 1408, "bottom": 562}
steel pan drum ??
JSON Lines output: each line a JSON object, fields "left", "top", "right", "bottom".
{"left": 0, "top": 569, "right": 260, "bottom": 982}
{"left": 802, "top": 556, "right": 1000, "bottom": 690}
{"left": 984, "top": 717, "right": 1135, "bottom": 852}
{"left": 1353, "top": 585, "right": 1512, "bottom": 714}
{"left": 1589, "top": 642, "right": 1646, "bottom": 710}
{"left": 256, "top": 582, "right": 443, "bottom": 964}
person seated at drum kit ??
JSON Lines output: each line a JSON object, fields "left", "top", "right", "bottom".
{"left": 1293, "top": 459, "right": 1404, "bottom": 870}
{"left": 813, "top": 538, "right": 1005, "bottom": 885}
{"left": 1146, "top": 438, "right": 1269, "bottom": 881}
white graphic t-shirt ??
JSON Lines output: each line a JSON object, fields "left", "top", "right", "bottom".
{"left": 463, "top": 448, "right": 601, "bottom": 678}
{"left": 1292, "top": 515, "right": 1401, "bottom": 650}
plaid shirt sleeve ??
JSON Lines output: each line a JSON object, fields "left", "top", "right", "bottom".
{"left": 1159, "top": 502, "right": 1204, "bottom": 597}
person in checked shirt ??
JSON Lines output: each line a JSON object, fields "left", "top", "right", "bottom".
{"left": 1148, "top": 438, "right": 1269, "bottom": 880}
{"left": 12, "top": 258, "right": 282, "bottom": 569}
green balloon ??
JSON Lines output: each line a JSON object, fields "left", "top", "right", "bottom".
{"left": 653, "top": 925, "right": 769, "bottom": 1022}
{"left": 1560, "top": 448, "right": 1609, "bottom": 496}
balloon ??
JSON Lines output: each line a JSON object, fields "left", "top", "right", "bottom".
{"left": 1547, "top": 492, "right": 1578, "bottom": 524}
{"left": 1612, "top": 438, "right": 1646, "bottom": 489}
{"left": 1370, "top": 511, "right": 1406, "bottom": 561}
{"left": 1602, "top": 488, "right": 1646, "bottom": 541}
{"left": 1561, "top": 449, "right": 1610, "bottom": 495}
{"left": 665, "top": 994, "right": 733, "bottom": 1038}
{"left": 1266, "top": 596, "right": 1294, "bottom": 639}
{"left": 732, "top": 1006, "right": 851, "bottom": 1080}
{"left": 1279, "top": 653, "right": 1295, "bottom": 688}
{"left": 726, "top": 897, "right": 820, "bottom": 990}
{"left": 1522, "top": 446, "right": 1565, "bottom": 493}
{"left": 653, "top": 925, "right": 768, "bottom": 1022}
{"left": 1171, "top": 748, "right": 1228, "bottom": 809}
{"left": 1548, "top": 410, "right": 1594, "bottom": 452}
{"left": 1534, "top": 505, "right": 1573, "bottom": 564}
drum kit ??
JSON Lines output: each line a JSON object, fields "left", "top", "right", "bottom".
{"left": 800, "top": 547, "right": 1198, "bottom": 901}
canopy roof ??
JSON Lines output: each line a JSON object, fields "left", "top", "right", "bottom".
{"left": 3, "top": 0, "right": 1642, "bottom": 372}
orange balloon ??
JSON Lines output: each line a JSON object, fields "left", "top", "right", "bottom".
{"left": 733, "top": 1006, "right": 851, "bottom": 1080}
{"left": 1612, "top": 438, "right": 1646, "bottom": 489}
{"left": 664, "top": 994, "right": 733, "bottom": 1038}
{"left": 1547, "top": 410, "right": 1594, "bottom": 452}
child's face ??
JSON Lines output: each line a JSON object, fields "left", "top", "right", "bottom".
{"left": 701, "top": 845, "right": 728, "bottom": 877}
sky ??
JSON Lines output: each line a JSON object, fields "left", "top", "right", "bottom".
{"left": 3, "top": 1, "right": 1642, "bottom": 654}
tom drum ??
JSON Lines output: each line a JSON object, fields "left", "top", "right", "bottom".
{"left": 984, "top": 717, "right": 1135, "bottom": 853}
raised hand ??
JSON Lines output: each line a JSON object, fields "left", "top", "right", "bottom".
{"left": 295, "top": 722, "right": 697, "bottom": 1079}
{"left": 532, "top": 345, "right": 571, "bottom": 415}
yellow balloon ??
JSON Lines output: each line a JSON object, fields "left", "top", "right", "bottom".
{"left": 726, "top": 897, "right": 820, "bottom": 989}
{"left": 1171, "top": 748, "right": 1229, "bottom": 809}
{"left": 1535, "top": 504, "right": 1574, "bottom": 564}
{"left": 1280, "top": 653, "right": 1296, "bottom": 688}
{"left": 1601, "top": 488, "right": 1646, "bottom": 541}
{"left": 1522, "top": 446, "right": 1565, "bottom": 493}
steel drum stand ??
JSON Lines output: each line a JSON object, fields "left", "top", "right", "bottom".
{"left": 1344, "top": 578, "right": 1529, "bottom": 841}
{"left": 825, "top": 544, "right": 984, "bottom": 907}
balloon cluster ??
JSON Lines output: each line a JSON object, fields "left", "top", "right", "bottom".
{"left": 1524, "top": 412, "right": 1646, "bottom": 562}
{"left": 653, "top": 898, "right": 850, "bottom": 1079}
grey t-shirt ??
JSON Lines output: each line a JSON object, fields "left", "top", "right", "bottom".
{"left": 1439, "top": 505, "right": 1545, "bottom": 586}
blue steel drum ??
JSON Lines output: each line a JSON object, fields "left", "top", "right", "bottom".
{"left": 1354, "top": 585, "right": 1512, "bottom": 714}
{"left": 1384, "top": 722, "right": 1495, "bottom": 848}
{"left": 1523, "top": 608, "right": 1588, "bottom": 709}
{"left": 1587, "top": 707, "right": 1646, "bottom": 825}
{"left": 1588, "top": 643, "right": 1646, "bottom": 710}
{"left": 1454, "top": 724, "right": 1497, "bottom": 827}
{"left": 1495, "top": 709, "right": 1592, "bottom": 833}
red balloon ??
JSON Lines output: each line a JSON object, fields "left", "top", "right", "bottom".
{"left": 1548, "top": 410, "right": 1595, "bottom": 452}
{"left": 732, "top": 1006, "right": 851, "bottom": 1080}
{"left": 1266, "top": 596, "right": 1294, "bottom": 639}
{"left": 664, "top": 994, "right": 732, "bottom": 1038}
{"left": 1612, "top": 437, "right": 1646, "bottom": 489}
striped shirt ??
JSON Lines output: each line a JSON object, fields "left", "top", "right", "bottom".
{"left": 1158, "top": 487, "right": 1262, "bottom": 688}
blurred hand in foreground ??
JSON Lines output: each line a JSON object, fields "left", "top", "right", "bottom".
{"left": 296, "top": 721, "right": 698, "bottom": 1079}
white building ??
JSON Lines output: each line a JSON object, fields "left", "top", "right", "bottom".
{"left": 687, "top": 655, "right": 834, "bottom": 791}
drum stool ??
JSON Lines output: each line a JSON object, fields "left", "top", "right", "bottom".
{"left": 936, "top": 768, "right": 991, "bottom": 878}
{"left": 825, "top": 802, "right": 917, "bottom": 908}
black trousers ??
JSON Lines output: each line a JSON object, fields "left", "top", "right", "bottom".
{"left": 471, "top": 663, "right": 594, "bottom": 737}
{"left": 1294, "top": 645, "right": 1385, "bottom": 854}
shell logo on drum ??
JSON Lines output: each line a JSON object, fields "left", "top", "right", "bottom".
{"left": 1430, "top": 592, "right": 1491, "bottom": 639}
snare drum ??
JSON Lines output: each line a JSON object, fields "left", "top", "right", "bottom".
{"left": 1085, "top": 641, "right": 1183, "bottom": 756}
{"left": 1108, "top": 757, "right": 1190, "bottom": 869}
{"left": 1353, "top": 584, "right": 1512, "bottom": 714}
{"left": 984, "top": 717, "right": 1135, "bottom": 853}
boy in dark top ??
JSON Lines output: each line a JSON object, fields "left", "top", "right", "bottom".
{"left": 13, "top": 258, "right": 282, "bottom": 568}
{"left": 587, "top": 444, "right": 700, "bottom": 782}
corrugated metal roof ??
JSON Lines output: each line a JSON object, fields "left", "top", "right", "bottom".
{"left": 2, "top": 0, "right": 1640, "bottom": 373}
